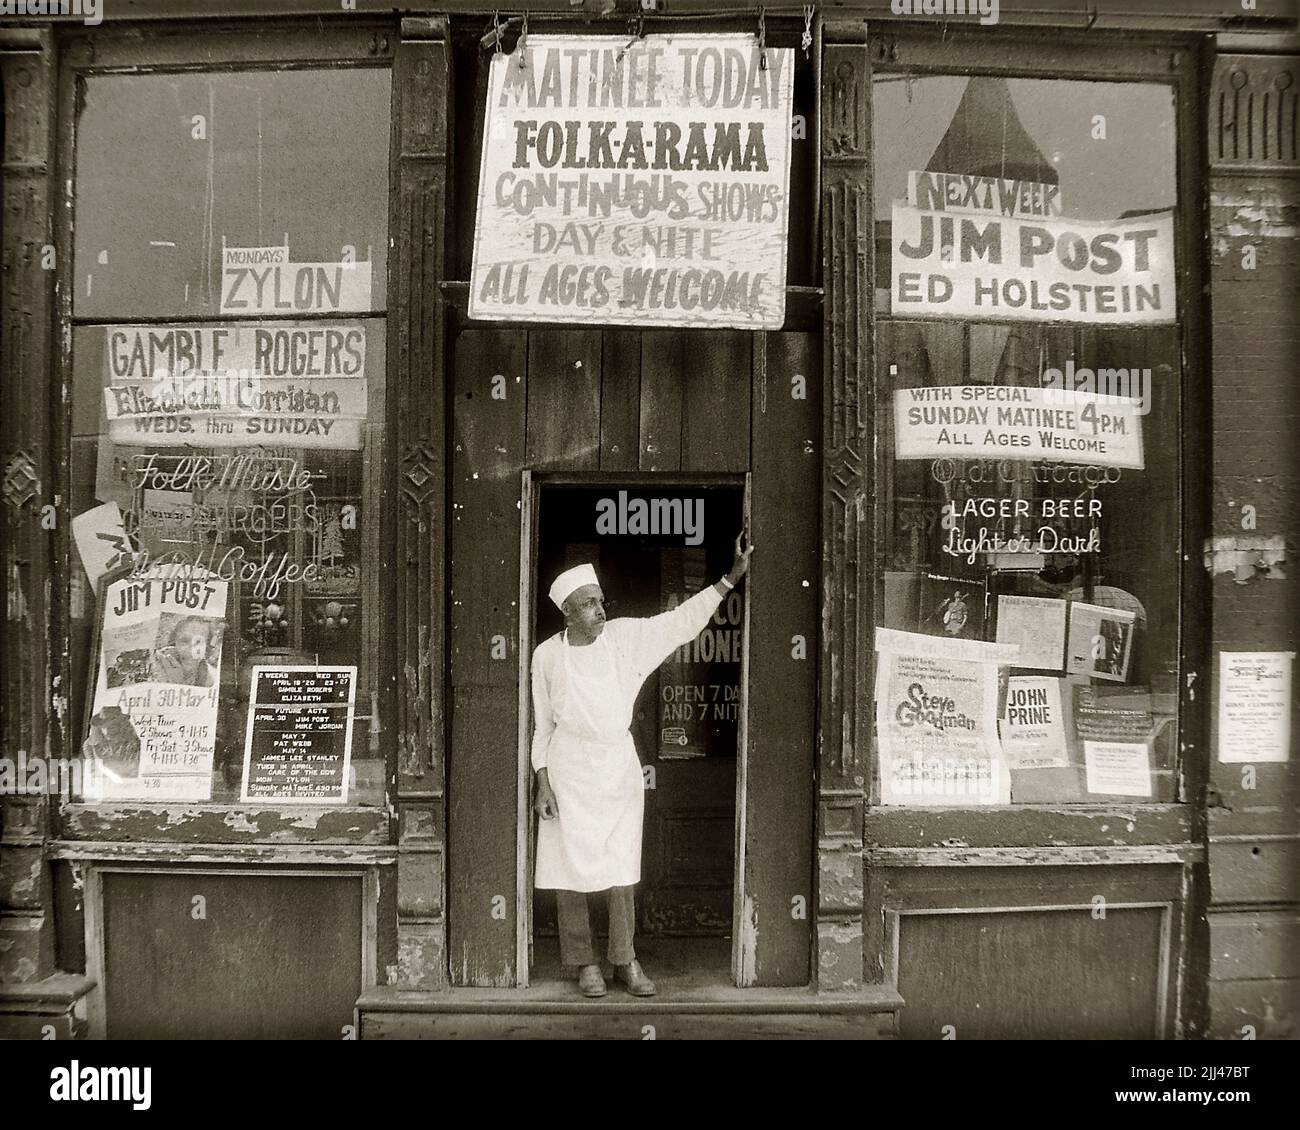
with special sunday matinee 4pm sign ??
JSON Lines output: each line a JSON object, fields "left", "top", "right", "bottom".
{"left": 470, "top": 34, "right": 793, "bottom": 329}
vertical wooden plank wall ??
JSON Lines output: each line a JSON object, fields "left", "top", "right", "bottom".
{"left": 449, "top": 329, "right": 527, "bottom": 986}
{"left": 743, "top": 333, "right": 820, "bottom": 985}
{"left": 817, "top": 25, "right": 873, "bottom": 990}
{"left": 391, "top": 19, "right": 450, "bottom": 990}
{"left": 0, "top": 29, "right": 58, "bottom": 986}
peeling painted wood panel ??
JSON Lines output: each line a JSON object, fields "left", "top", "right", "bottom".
{"left": 869, "top": 844, "right": 1203, "bottom": 867}
{"left": 599, "top": 330, "right": 641, "bottom": 471}
{"left": 745, "top": 332, "right": 820, "bottom": 987}
{"left": 49, "top": 841, "right": 397, "bottom": 865}
{"left": 897, "top": 905, "right": 1165, "bottom": 1039}
{"left": 58, "top": 803, "right": 389, "bottom": 844}
{"left": 638, "top": 330, "right": 685, "bottom": 471}
{"left": 877, "top": 861, "right": 1184, "bottom": 905}
{"left": 450, "top": 328, "right": 527, "bottom": 687}
{"left": 447, "top": 684, "right": 517, "bottom": 988}
{"left": 682, "top": 331, "right": 751, "bottom": 473}
{"left": 1208, "top": 839, "right": 1300, "bottom": 905}
{"left": 1207, "top": 977, "right": 1300, "bottom": 1040}
{"left": 865, "top": 804, "right": 1194, "bottom": 848}
{"left": 525, "top": 329, "right": 601, "bottom": 470}
{"left": 1209, "top": 909, "right": 1300, "bottom": 981}
{"left": 1207, "top": 778, "right": 1300, "bottom": 837}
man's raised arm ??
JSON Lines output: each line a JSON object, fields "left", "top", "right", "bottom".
{"left": 630, "top": 529, "right": 754, "bottom": 672}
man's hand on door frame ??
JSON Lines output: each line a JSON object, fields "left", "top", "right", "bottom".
{"left": 727, "top": 528, "right": 754, "bottom": 584}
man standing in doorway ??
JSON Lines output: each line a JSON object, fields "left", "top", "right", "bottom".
{"left": 531, "top": 531, "right": 753, "bottom": 998}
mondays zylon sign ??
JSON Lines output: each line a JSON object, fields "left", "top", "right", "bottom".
{"left": 469, "top": 34, "right": 793, "bottom": 329}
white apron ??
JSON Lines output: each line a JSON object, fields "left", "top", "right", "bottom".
{"left": 534, "top": 629, "right": 645, "bottom": 892}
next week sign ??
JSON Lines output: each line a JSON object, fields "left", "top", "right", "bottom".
{"left": 469, "top": 34, "right": 793, "bottom": 329}
{"left": 891, "top": 170, "right": 1177, "bottom": 325}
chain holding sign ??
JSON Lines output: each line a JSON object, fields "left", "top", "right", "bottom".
{"left": 470, "top": 34, "right": 793, "bottom": 329}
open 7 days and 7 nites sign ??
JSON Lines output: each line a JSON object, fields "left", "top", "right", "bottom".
{"left": 470, "top": 34, "right": 793, "bottom": 329}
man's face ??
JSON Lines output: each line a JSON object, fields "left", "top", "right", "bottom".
{"left": 563, "top": 584, "right": 605, "bottom": 637}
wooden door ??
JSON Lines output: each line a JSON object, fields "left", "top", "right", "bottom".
{"left": 450, "top": 323, "right": 818, "bottom": 986}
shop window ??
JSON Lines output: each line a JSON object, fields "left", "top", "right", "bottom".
{"left": 69, "top": 67, "right": 391, "bottom": 806}
{"left": 871, "top": 74, "right": 1182, "bottom": 806}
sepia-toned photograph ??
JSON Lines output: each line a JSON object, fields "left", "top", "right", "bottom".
{"left": 0, "top": 0, "right": 1295, "bottom": 1102}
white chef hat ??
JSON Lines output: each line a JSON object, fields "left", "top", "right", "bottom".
{"left": 549, "top": 563, "right": 599, "bottom": 610}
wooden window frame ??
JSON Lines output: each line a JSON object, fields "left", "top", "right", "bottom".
{"left": 863, "top": 25, "right": 1211, "bottom": 848}
{"left": 50, "top": 18, "right": 403, "bottom": 848}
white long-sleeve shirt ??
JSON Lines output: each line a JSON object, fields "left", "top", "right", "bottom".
{"left": 530, "top": 585, "right": 725, "bottom": 772}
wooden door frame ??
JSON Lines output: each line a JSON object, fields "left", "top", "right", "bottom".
{"left": 515, "top": 469, "right": 752, "bottom": 988}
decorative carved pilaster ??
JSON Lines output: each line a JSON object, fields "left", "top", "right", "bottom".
{"left": 0, "top": 30, "right": 57, "bottom": 985}
{"left": 1210, "top": 54, "right": 1298, "bottom": 169}
{"left": 818, "top": 30, "right": 872, "bottom": 991}
{"left": 391, "top": 17, "right": 450, "bottom": 990}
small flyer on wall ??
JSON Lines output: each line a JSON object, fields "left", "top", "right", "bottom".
{"left": 875, "top": 628, "right": 1017, "bottom": 806}
{"left": 1065, "top": 601, "right": 1135, "bottom": 682}
{"left": 1217, "top": 652, "right": 1293, "bottom": 763}
{"left": 1083, "top": 740, "right": 1152, "bottom": 797}
{"left": 86, "top": 573, "right": 228, "bottom": 800}
{"left": 241, "top": 666, "right": 357, "bottom": 803}
{"left": 995, "top": 595, "right": 1067, "bottom": 670}
{"left": 1000, "top": 676, "right": 1069, "bottom": 769}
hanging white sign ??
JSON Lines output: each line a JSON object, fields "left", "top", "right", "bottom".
{"left": 469, "top": 34, "right": 793, "bottom": 329}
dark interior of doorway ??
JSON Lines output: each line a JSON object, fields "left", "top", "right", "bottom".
{"left": 530, "top": 483, "right": 745, "bottom": 988}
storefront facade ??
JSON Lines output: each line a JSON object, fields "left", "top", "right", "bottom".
{"left": 0, "top": 0, "right": 1295, "bottom": 1040}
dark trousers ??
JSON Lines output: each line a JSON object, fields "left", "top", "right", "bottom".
{"left": 555, "top": 886, "right": 636, "bottom": 967}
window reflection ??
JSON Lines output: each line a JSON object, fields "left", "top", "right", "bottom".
{"left": 74, "top": 69, "right": 390, "bottom": 320}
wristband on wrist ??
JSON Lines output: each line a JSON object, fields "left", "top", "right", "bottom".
{"left": 719, "top": 575, "right": 735, "bottom": 591}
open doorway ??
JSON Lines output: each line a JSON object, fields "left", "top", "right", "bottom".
{"left": 521, "top": 477, "right": 747, "bottom": 989}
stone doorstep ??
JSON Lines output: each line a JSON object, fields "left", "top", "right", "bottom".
{"left": 357, "top": 982, "right": 903, "bottom": 1014}
{"left": 355, "top": 983, "right": 903, "bottom": 1038}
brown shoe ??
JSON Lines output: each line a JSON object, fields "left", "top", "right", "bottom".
{"left": 578, "top": 964, "right": 606, "bottom": 998}
{"left": 614, "top": 960, "right": 656, "bottom": 997}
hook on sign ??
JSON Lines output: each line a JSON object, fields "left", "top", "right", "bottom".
{"left": 758, "top": 7, "right": 768, "bottom": 72}
{"left": 517, "top": 11, "right": 529, "bottom": 68}
{"left": 802, "top": 5, "right": 815, "bottom": 58}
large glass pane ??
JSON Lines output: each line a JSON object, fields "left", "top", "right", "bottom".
{"left": 871, "top": 75, "right": 1181, "bottom": 806}
{"left": 74, "top": 69, "right": 390, "bottom": 319}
